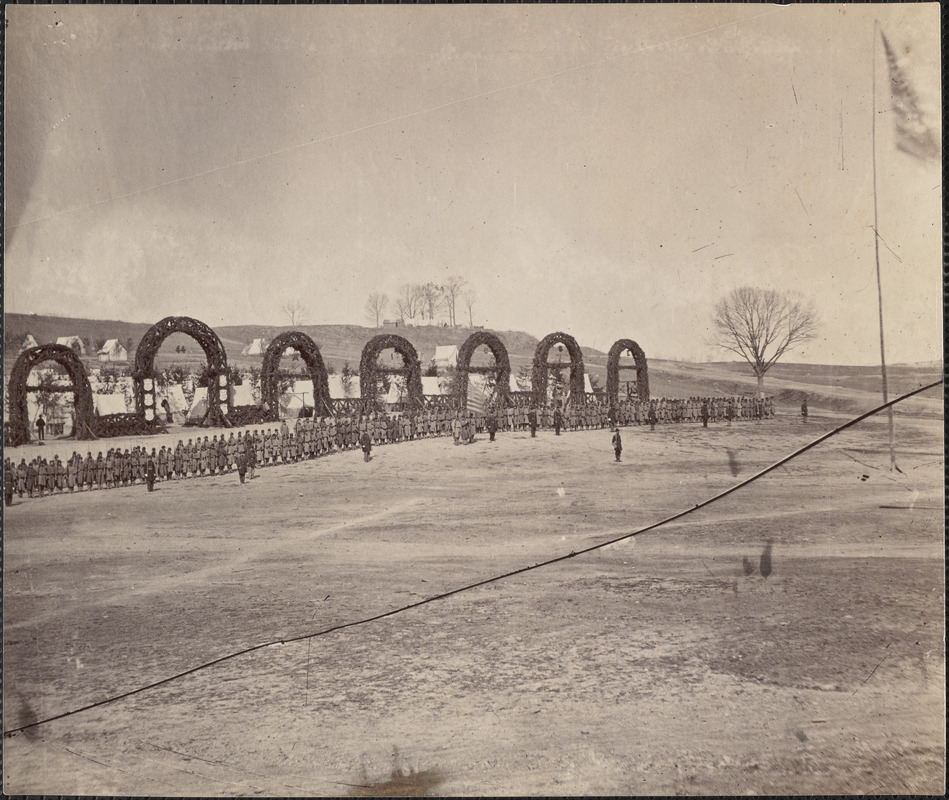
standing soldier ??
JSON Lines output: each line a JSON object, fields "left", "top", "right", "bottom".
{"left": 53, "top": 455, "right": 66, "bottom": 493}
{"left": 26, "top": 458, "right": 38, "bottom": 498}
{"left": 157, "top": 446, "right": 168, "bottom": 482}
{"left": 17, "top": 458, "right": 28, "bottom": 498}
{"left": 701, "top": 398, "right": 710, "bottom": 428}
{"left": 66, "top": 452, "right": 79, "bottom": 492}
{"left": 648, "top": 402, "right": 658, "bottom": 432}
{"left": 4, "top": 459, "right": 14, "bottom": 507}
{"left": 218, "top": 435, "right": 229, "bottom": 473}
{"left": 554, "top": 406, "right": 563, "bottom": 436}
{"left": 145, "top": 452, "right": 156, "bottom": 492}
{"left": 486, "top": 408, "right": 498, "bottom": 442}
{"left": 246, "top": 433, "right": 257, "bottom": 481}
{"left": 236, "top": 446, "right": 247, "bottom": 484}
{"left": 360, "top": 429, "right": 373, "bottom": 462}
{"left": 528, "top": 406, "right": 538, "bottom": 438}
{"left": 95, "top": 452, "right": 106, "bottom": 490}
{"left": 612, "top": 428, "right": 623, "bottom": 462}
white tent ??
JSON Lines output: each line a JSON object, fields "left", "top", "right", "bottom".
{"left": 290, "top": 379, "right": 314, "bottom": 407}
{"left": 19, "top": 334, "right": 38, "bottom": 352}
{"left": 56, "top": 336, "right": 87, "bottom": 355}
{"left": 422, "top": 376, "right": 444, "bottom": 396}
{"left": 384, "top": 379, "right": 406, "bottom": 405}
{"left": 584, "top": 373, "right": 594, "bottom": 394}
{"left": 241, "top": 338, "right": 267, "bottom": 356}
{"left": 94, "top": 393, "right": 128, "bottom": 416}
{"left": 432, "top": 345, "right": 458, "bottom": 370}
{"left": 187, "top": 387, "right": 208, "bottom": 422}
{"left": 229, "top": 383, "right": 255, "bottom": 407}
{"left": 327, "top": 374, "right": 361, "bottom": 399}
{"left": 97, "top": 339, "right": 128, "bottom": 362}
{"left": 165, "top": 384, "right": 189, "bottom": 414}
{"left": 510, "top": 375, "right": 523, "bottom": 394}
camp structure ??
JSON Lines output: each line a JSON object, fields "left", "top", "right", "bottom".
{"left": 422, "top": 376, "right": 446, "bottom": 396}
{"left": 163, "top": 384, "right": 189, "bottom": 421}
{"left": 584, "top": 373, "right": 594, "bottom": 394}
{"left": 56, "top": 336, "right": 87, "bottom": 355}
{"left": 431, "top": 345, "right": 458, "bottom": 371}
{"left": 241, "top": 338, "right": 267, "bottom": 356}
{"left": 19, "top": 334, "right": 39, "bottom": 352}
{"left": 228, "top": 382, "right": 255, "bottom": 407}
{"left": 187, "top": 387, "right": 208, "bottom": 423}
{"left": 97, "top": 339, "right": 129, "bottom": 362}
{"left": 327, "top": 374, "right": 361, "bottom": 400}
{"left": 94, "top": 393, "right": 128, "bottom": 416}
{"left": 383, "top": 375, "right": 407, "bottom": 406}
{"left": 276, "top": 379, "right": 317, "bottom": 418}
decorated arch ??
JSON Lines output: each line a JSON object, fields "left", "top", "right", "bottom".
{"left": 133, "top": 316, "right": 230, "bottom": 427}
{"left": 7, "top": 345, "right": 95, "bottom": 446}
{"left": 532, "top": 332, "right": 586, "bottom": 406}
{"left": 457, "top": 331, "right": 511, "bottom": 408}
{"left": 260, "top": 331, "right": 332, "bottom": 421}
{"left": 360, "top": 334, "right": 424, "bottom": 409}
{"left": 606, "top": 339, "right": 649, "bottom": 406}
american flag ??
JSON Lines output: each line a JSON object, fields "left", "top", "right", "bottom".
{"left": 881, "top": 32, "right": 939, "bottom": 163}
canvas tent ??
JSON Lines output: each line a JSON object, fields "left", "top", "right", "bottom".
{"left": 241, "top": 338, "right": 267, "bottom": 356}
{"left": 187, "top": 387, "right": 208, "bottom": 422}
{"left": 229, "top": 383, "right": 255, "bottom": 407}
{"left": 383, "top": 376, "right": 407, "bottom": 405}
{"left": 97, "top": 339, "right": 128, "bottom": 362}
{"left": 432, "top": 345, "right": 459, "bottom": 370}
{"left": 19, "top": 334, "right": 38, "bottom": 352}
{"left": 164, "top": 384, "right": 189, "bottom": 417}
{"left": 56, "top": 336, "right": 87, "bottom": 355}
{"left": 584, "top": 374, "right": 594, "bottom": 394}
{"left": 422, "top": 376, "right": 444, "bottom": 396}
{"left": 94, "top": 393, "right": 128, "bottom": 416}
{"left": 327, "top": 374, "right": 361, "bottom": 400}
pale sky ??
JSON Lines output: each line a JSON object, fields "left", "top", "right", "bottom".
{"left": 3, "top": 4, "right": 942, "bottom": 364}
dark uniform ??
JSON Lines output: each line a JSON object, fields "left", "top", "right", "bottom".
{"left": 612, "top": 430, "right": 622, "bottom": 462}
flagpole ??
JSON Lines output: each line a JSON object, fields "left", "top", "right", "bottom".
{"left": 871, "top": 20, "right": 900, "bottom": 472}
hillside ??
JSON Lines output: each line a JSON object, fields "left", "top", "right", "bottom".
{"left": 3, "top": 313, "right": 941, "bottom": 415}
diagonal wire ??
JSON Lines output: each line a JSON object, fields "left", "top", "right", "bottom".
{"left": 3, "top": 378, "right": 941, "bottom": 738}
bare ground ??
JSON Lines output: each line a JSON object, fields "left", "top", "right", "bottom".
{"left": 3, "top": 409, "right": 945, "bottom": 796}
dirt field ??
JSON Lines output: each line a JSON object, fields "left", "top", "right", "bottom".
{"left": 3, "top": 401, "right": 944, "bottom": 795}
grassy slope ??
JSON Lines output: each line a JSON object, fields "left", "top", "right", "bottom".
{"left": 3, "top": 313, "right": 942, "bottom": 413}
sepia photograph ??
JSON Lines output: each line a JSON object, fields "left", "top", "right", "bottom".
{"left": 2, "top": 4, "right": 943, "bottom": 795}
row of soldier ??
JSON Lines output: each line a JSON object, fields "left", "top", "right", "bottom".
{"left": 4, "top": 395, "right": 775, "bottom": 502}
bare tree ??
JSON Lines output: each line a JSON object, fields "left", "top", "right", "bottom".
{"left": 365, "top": 292, "right": 389, "bottom": 328}
{"left": 282, "top": 300, "right": 307, "bottom": 327}
{"left": 395, "top": 283, "right": 424, "bottom": 323}
{"left": 419, "top": 282, "right": 444, "bottom": 322}
{"left": 462, "top": 286, "right": 477, "bottom": 327}
{"left": 712, "top": 287, "right": 818, "bottom": 394}
{"left": 442, "top": 275, "right": 467, "bottom": 327}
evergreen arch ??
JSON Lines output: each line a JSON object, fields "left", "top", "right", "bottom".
{"left": 260, "top": 332, "right": 332, "bottom": 421}
{"left": 359, "top": 334, "right": 424, "bottom": 409}
{"left": 7, "top": 345, "right": 95, "bottom": 446}
{"left": 606, "top": 339, "right": 650, "bottom": 406}
{"left": 457, "top": 331, "right": 511, "bottom": 407}
{"left": 133, "top": 316, "right": 230, "bottom": 426}
{"left": 532, "top": 332, "right": 585, "bottom": 406}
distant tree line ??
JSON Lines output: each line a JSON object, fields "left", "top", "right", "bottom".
{"left": 365, "top": 276, "right": 477, "bottom": 328}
